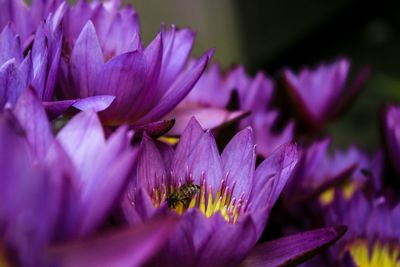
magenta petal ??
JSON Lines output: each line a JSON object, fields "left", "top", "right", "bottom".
{"left": 137, "top": 49, "right": 214, "bottom": 124}
{"left": 241, "top": 226, "right": 347, "bottom": 267}
{"left": 14, "top": 87, "right": 53, "bottom": 160}
{"left": 221, "top": 127, "right": 255, "bottom": 199}
{"left": 69, "top": 21, "right": 104, "bottom": 98}
{"left": 47, "top": 218, "right": 178, "bottom": 267}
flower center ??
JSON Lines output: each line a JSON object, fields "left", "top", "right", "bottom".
{"left": 345, "top": 239, "right": 400, "bottom": 267}
{"left": 148, "top": 174, "right": 248, "bottom": 224}
{"left": 319, "top": 180, "right": 358, "bottom": 206}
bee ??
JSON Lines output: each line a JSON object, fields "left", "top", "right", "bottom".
{"left": 167, "top": 182, "right": 200, "bottom": 209}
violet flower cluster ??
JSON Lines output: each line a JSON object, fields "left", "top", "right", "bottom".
{"left": 0, "top": 0, "right": 398, "bottom": 267}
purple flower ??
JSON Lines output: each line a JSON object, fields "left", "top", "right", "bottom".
{"left": 167, "top": 63, "right": 294, "bottom": 157}
{"left": 383, "top": 105, "right": 400, "bottom": 175}
{"left": 121, "top": 118, "right": 345, "bottom": 266}
{"left": 0, "top": 0, "right": 62, "bottom": 47}
{"left": 282, "top": 58, "right": 370, "bottom": 130}
{"left": 284, "top": 139, "right": 383, "bottom": 204}
{"left": 325, "top": 193, "right": 400, "bottom": 266}
{"left": 0, "top": 6, "right": 114, "bottom": 117}
{"left": 59, "top": 0, "right": 213, "bottom": 128}
{"left": 12, "top": 88, "right": 137, "bottom": 238}
{"left": 0, "top": 104, "right": 176, "bottom": 266}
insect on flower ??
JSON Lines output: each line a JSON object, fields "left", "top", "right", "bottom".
{"left": 167, "top": 182, "right": 201, "bottom": 209}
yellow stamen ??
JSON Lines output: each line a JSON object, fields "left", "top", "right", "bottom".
{"left": 347, "top": 239, "right": 400, "bottom": 267}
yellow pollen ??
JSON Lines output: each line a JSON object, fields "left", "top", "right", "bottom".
{"left": 346, "top": 239, "right": 400, "bottom": 267}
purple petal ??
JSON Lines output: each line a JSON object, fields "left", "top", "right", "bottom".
{"left": 137, "top": 48, "right": 214, "bottom": 124}
{"left": 250, "top": 143, "right": 298, "bottom": 235}
{"left": 95, "top": 51, "right": 146, "bottom": 124}
{"left": 56, "top": 110, "right": 106, "bottom": 179}
{"left": 128, "top": 33, "right": 163, "bottom": 116}
{"left": 132, "top": 119, "right": 175, "bottom": 138}
{"left": 14, "top": 87, "right": 53, "bottom": 160}
{"left": 148, "top": 209, "right": 211, "bottom": 267}
{"left": 0, "top": 25, "right": 23, "bottom": 66}
{"left": 172, "top": 117, "right": 205, "bottom": 180}
{"left": 241, "top": 226, "right": 347, "bottom": 267}
{"left": 72, "top": 95, "right": 115, "bottom": 112}
{"left": 43, "top": 100, "right": 77, "bottom": 119}
{"left": 197, "top": 214, "right": 257, "bottom": 267}
{"left": 135, "top": 134, "right": 167, "bottom": 191}
{"left": 166, "top": 107, "right": 249, "bottom": 136}
{"left": 159, "top": 26, "right": 195, "bottom": 91}
{"left": 30, "top": 22, "right": 49, "bottom": 99}
{"left": 253, "top": 143, "right": 299, "bottom": 199}
{"left": 47, "top": 218, "right": 178, "bottom": 267}
{"left": 187, "top": 130, "right": 223, "bottom": 189}
{"left": 77, "top": 126, "right": 137, "bottom": 235}
{"left": 0, "top": 59, "right": 25, "bottom": 107}
{"left": 221, "top": 127, "right": 255, "bottom": 199}
{"left": 68, "top": 21, "right": 104, "bottom": 98}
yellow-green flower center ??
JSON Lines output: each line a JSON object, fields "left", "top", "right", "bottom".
{"left": 345, "top": 239, "right": 400, "bottom": 267}
{"left": 148, "top": 176, "right": 247, "bottom": 224}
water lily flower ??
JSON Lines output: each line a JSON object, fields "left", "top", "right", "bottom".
{"left": 0, "top": 104, "right": 176, "bottom": 267}
{"left": 59, "top": 0, "right": 213, "bottom": 129}
{"left": 325, "top": 193, "right": 400, "bottom": 267}
{"left": 0, "top": 5, "right": 114, "bottom": 118}
{"left": 284, "top": 138, "right": 383, "bottom": 204}
{"left": 282, "top": 58, "right": 370, "bottom": 130}
{"left": 121, "top": 118, "right": 345, "bottom": 266}
{"left": 167, "top": 63, "right": 294, "bottom": 157}
{"left": 0, "top": 0, "right": 62, "bottom": 47}
{"left": 383, "top": 104, "right": 400, "bottom": 176}
{"left": 12, "top": 88, "right": 138, "bottom": 238}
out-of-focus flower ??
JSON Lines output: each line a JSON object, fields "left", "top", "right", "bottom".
{"left": 284, "top": 139, "right": 383, "bottom": 204}
{"left": 0, "top": 5, "right": 114, "bottom": 117}
{"left": 0, "top": 0, "right": 62, "bottom": 47}
{"left": 325, "top": 193, "right": 400, "bottom": 267}
{"left": 167, "top": 63, "right": 294, "bottom": 158}
{"left": 0, "top": 101, "right": 176, "bottom": 266}
{"left": 12, "top": 88, "right": 138, "bottom": 238}
{"left": 383, "top": 105, "right": 400, "bottom": 176}
{"left": 121, "top": 118, "right": 345, "bottom": 266}
{"left": 59, "top": 0, "right": 213, "bottom": 128}
{"left": 282, "top": 58, "right": 370, "bottom": 130}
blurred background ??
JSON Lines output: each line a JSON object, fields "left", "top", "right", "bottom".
{"left": 131, "top": 0, "right": 400, "bottom": 152}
